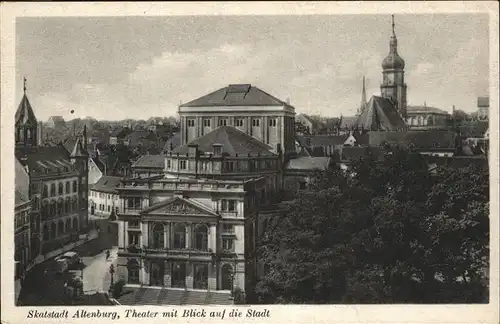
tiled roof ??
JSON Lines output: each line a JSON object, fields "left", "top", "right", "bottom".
{"left": 173, "top": 126, "right": 276, "bottom": 157}
{"left": 285, "top": 157, "right": 331, "bottom": 171}
{"left": 15, "top": 146, "right": 74, "bottom": 175}
{"left": 15, "top": 94, "right": 38, "bottom": 126}
{"left": 90, "top": 176, "right": 122, "bottom": 193}
{"left": 407, "top": 105, "right": 449, "bottom": 115}
{"left": 355, "top": 96, "right": 407, "bottom": 131}
{"left": 180, "top": 84, "right": 290, "bottom": 107}
{"left": 132, "top": 154, "right": 166, "bottom": 169}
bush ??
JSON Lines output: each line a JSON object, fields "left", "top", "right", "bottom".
{"left": 112, "top": 279, "right": 126, "bottom": 299}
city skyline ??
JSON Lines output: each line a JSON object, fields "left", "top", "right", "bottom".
{"left": 16, "top": 14, "right": 489, "bottom": 121}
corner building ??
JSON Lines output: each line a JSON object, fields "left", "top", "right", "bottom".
{"left": 116, "top": 85, "right": 293, "bottom": 299}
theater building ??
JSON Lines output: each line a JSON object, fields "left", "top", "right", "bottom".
{"left": 116, "top": 125, "right": 283, "bottom": 298}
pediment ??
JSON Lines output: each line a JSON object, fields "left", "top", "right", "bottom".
{"left": 141, "top": 197, "right": 218, "bottom": 217}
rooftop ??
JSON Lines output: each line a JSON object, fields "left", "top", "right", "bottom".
{"left": 132, "top": 154, "right": 166, "bottom": 169}
{"left": 407, "top": 105, "right": 449, "bottom": 115}
{"left": 172, "top": 126, "right": 276, "bottom": 157}
{"left": 285, "top": 156, "right": 331, "bottom": 171}
{"left": 355, "top": 96, "right": 407, "bottom": 131}
{"left": 15, "top": 146, "right": 75, "bottom": 175}
{"left": 90, "top": 176, "right": 123, "bottom": 193}
{"left": 180, "top": 84, "right": 291, "bottom": 107}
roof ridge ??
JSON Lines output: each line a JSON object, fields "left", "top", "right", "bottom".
{"left": 180, "top": 86, "right": 227, "bottom": 107}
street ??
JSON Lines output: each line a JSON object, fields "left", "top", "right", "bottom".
{"left": 18, "top": 222, "right": 118, "bottom": 305}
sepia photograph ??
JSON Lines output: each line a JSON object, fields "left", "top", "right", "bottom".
{"left": 1, "top": 2, "right": 499, "bottom": 324}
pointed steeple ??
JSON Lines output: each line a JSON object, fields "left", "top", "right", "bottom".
{"left": 357, "top": 76, "right": 367, "bottom": 116}
{"left": 15, "top": 77, "right": 37, "bottom": 127}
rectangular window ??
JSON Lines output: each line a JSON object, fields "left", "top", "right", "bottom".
{"left": 128, "top": 232, "right": 140, "bottom": 245}
{"left": 221, "top": 199, "right": 237, "bottom": 212}
{"left": 268, "top": 118, "right": 277, "bottom": 127}
{"left": 252, "top": 119, "right": 260, "bottom": 127}
{"left": 187, "top": 119, "right": 195, "bottom": 127}
{"left": 224, "top": 161, "right": 234, "bottom": 172}
{"left": 179, "top": 160, "right": 187, "bottom": 170}
{"left": 203, "top": 119, "right": 211, "bottom": 127}
{"left": 167, "top": 159, "right": 171, "bottom": 168}
{"left": 218, "top": 119, "right": 228, "bottom": 126}
{"left": 235, "top": 118, "right": 244, "bottom": 127}
{"left": 127, "top": 197, "right": 141, "bottom": 209}
{"left": 222, "top": 238, "right": 234, "bottom": 252}
{"left": 128, "top": 220, "right": 140, "bottom": 228}
{"left": 107, "top": 206, "right": 111, "bottom": 212}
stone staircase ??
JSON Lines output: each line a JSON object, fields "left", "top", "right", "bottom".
{"left": 117, "top": 287, "right": 233, "bottom": 305}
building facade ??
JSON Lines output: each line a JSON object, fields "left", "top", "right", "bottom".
{"left": 178, "top": 84, "right": 296, "bottom": 157}
{"left": 15, "top": 85, "right": 89, "bottom": 262}
{"left": 89, "top": 176, "right": 123, "bottom": 218}
{"left": 406, "top": 104, "right": 451, "bottom": 130}
{"left": 15, "top": 158, "right": 32, "bottom": 283}
{"left": 115, "top": 125, "right": 283, "bottom": 298}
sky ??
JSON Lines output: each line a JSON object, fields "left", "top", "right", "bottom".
{"left": 16, "top": 14, "right": 489, "bottom": 121}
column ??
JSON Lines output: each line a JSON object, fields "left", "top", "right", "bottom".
{"left": 142, "top": 259, "right": 150, "bottom": 285}
{"left": 209, "top": 223, "right": 217, "bottom": 252}
{"left": 164, "top": 223, "right": 168, "bottom": 249}
{"left": 118, "top": 221, "right": 125, "bottom": 248}
{"left": 208, "top": 261, "right": 217, "bottom": 290}
{"left": 186, "top": 262, "right": 194, "bottom": 289}
{"left": 262, "top": 116, "right": 268, "bottom": 144}
{"left": 141, "top": 222, "right": 148, "bottom": 248}
{"left": 245, "top": 117, "right": 250, "bottom": 135}
{"left": 186, "top": 223, "right": 191, "bottom": 249}
{"left": 163, "top": 261, "right": 172, "bottom": 287}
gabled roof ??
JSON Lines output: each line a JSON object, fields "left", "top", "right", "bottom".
{"left": 141, "top": 196, "right": 219, "bottom": 217}
{"left": 354, "top": 96, "right": 407, "bottom": 131}
{"left": 285, "top": 157, "right": 331, "bottom": 171}
{"left": 173, "top": 126, "right": 276, "bottom": 157}
{"left": 180, "top": 84, "right": 290, "bottom": 107}
{"left": 339, "top": 116, "right": 358, "bottom": 130}
{"left": 90, "top": 176, "right": 122, "bottom": 193}
{"left": 15, "top": 94, "right": 38, "bottom": 126}
{"left": 132, "top": 154, "right": 166, "bottom": 169}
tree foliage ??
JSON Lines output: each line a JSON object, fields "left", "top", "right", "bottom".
{"left": 256, "top": 146, "right": 489, "bottom": 303}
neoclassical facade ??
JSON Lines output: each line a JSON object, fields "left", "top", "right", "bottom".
{"left": 116, "top": 125, "right": 282, "bottom": 297}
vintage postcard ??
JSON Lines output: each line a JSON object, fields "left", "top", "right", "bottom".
{"left": 1, "top": 2, "right": 499, "bottom": 324}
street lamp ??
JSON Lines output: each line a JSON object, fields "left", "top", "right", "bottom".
{"left": 109, "top": 264, "right": 115, "bottom": 295}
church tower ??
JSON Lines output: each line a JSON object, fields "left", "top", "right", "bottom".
{"left": 15, "top": 78, "right": 38, "bottom": 148}
{"left": 380, "top": 15, "right": 408, "bottom": 119}
{"left": 357, "top": 76, "right": 367, "bottom": 116}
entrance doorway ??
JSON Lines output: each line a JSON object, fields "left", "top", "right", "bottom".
{"left": 150, "top": 261, "right": 164, "bottom": 286}
{"left": 171, "top": 262, "right": 186, "bottom": 288}
{"left": 221, "top": 264, "right": 233, "bottom": 290}
{"left": 193, "top": 263, "right": 208, "bottom": 289}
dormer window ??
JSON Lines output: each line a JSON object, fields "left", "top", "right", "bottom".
{"left": 167, "top": 159, "right": 171, "bottom": 169}
{"left": 213, "top": 144, "right": 222, "bottom": 156}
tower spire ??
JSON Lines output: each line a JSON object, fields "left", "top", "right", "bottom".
{"left": 392, "top": 14, "right": 395, "bottom": 36}
{"left": 357, "top": 76, "right": 367, "bottom": 116}
{"left": 23, "top": 77, "right": 27, "bottom": 94}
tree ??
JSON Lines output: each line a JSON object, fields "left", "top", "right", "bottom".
{"left": 255, "top": 146, "right": 489, "bottom": 303}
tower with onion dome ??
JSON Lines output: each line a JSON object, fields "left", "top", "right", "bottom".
{"left": 380, "top": 15, "right": 408, "bottom": 120}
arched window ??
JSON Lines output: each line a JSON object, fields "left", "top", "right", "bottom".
{"left": 57, "top": 199, "right": 63, "bottom": 217}
{"left": 41, "top": 202, "right": 48, "bottom": 220}
{"left": 72, "top": 218, "right": 78, "bottom": 231}
{"left": 50, "top": 184, "right": 56, "bottom": 197}
{"left": 50, "top": 222, "right": 56, "bottom": 240}
{"left": 72, "top": 197, "right": 78, "bottom": 213}
{"left": 173, "top": 223, "right": 186, "bottom": 249}
{"left": 64, "top": 198, "right": 70, "bottom": 214}
{"left": 58, "top": 183, "right": 64, "bottom": 195}
{"left": 43, "top": 224, "right": 49, "bottom": 241}
{"left": 43, "top": 185, "right": 49, "bottom": 198}
{"left": 58, "top": 220, "right": 64, "bottom": 235}
{"left": 65, "top": 182, "right": 70, "bottom": 194}
{"left": 427, "top": 115, "right": 434, "bottom": 126}
{"left": 50, "top": 200, "right": 56, "bottom": 219}
{"left": 193, "top": 225, "right": 208, "bottom": 251}
{"left": 127, "top": 259, "right": 140, "bottom": 284}
{"left": 152, "top": 223, "right": 164, "bottom": 249}
{"left": 72, "top": 181, "right": 77, "bottom": 193}
{"left": 65, "top": 220, "right": 71, "bottom": 233}
{"left": 221, "top": 264, "right": 233, "bottom": 290}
